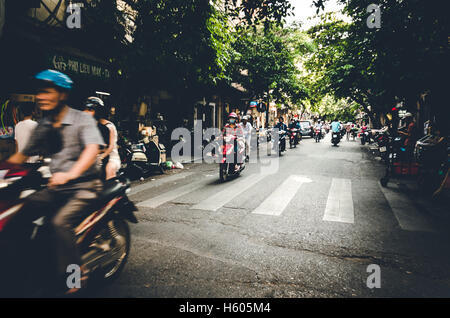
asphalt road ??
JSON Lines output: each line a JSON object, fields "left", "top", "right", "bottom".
{"left": 92, "top": 133, "right": 450, "bottom": 298}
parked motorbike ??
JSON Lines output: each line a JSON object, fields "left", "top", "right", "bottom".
{"left": 118, "top": 133, "right": 165, "bottom": 180}
{"left": 219, "top": 134, "right": 246, "bottom": 182}
{"left": 0, "top": 161, "right": 138, "bottom": 297}
{"left": 415, "top": 135, "right": 449, "bottom": 197}
{"left": 375, "top": 131, "right": 390, "bottom": 163}
{"left": 331, "top": 131, "right": 341, "bottom": 146}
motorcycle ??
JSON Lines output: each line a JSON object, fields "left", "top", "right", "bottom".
{"left": 0, "top": 161, "right": 138, "bottom": 296}
{"left": 351, "top": 128, "right": 358, "bottom": 141}
{"left": 275, "top": 129, "right": 287, "bottom": 155}
{"left": 375, "top": 131, "right": 390, "bottom": 163}
{"left": 415, "top": 135, "right": 449, "bottom": 197}
{"left": 331, "top": 131, "right": 340, "bottom": 146}
{"left": 360, "top": 129, "right": 371, "bottom": 145}
{"left": 288, "top": 128, "right": 300, "bottom": 148}
{"left": 314, "top": 128, "right": 322, "bottom": 143}
{"left": 219, "top": 134, "right": 246, "bottom": 182}
{"left": 119, "top": 133, "right": 165, "bottom": 180}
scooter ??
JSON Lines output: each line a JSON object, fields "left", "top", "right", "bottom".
{"left": 119, "top": 133, "right": 165, "bottom": 180}
{"left": 288, "top": 128, "right": 300, "bottom": 148}
{"left": 331, "top": 131, "right": 341, "bottom": 146}
{"left": 360, "top": 129, "right": 371, "bottom": 145}
{"left": 219, "top": 134, "right": 245, "bottom": 182}
{"left": 273, "top": 129, "right": 287, "bottom": 155}
{"left": 314, "top": 128, "right": 322, "bottom": 142}
{"left": 0, "top": 161, "right": 138, "bottom": 297}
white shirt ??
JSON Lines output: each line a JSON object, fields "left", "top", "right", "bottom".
{"left": 104, "top": 122, "right": 121, "bottom": 162}
{"left": 239, "top": 122, "right": 252, "bottom": 139}
{"left": 15, "top": 119, "right": 38, "bottom": 162}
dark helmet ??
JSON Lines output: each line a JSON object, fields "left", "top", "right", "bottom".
{"left": 34, "top": 69, "right": 73, "bottom": 91}
{"left": 84, "top": 96, "right": 107, "bottom": 119}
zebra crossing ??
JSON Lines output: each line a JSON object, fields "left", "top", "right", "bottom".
{"left": 322, "top": 178, "right": 354, "bottom": 223}
{"left": 134, "top": 172, "right": 440, "bottom": 233}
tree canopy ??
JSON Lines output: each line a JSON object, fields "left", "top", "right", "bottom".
{"left": 307, "top": 0, "right": 448, "bottom": 129}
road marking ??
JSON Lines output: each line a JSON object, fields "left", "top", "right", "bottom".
{"left": 137, "top": 177, "right": 211, "bottom": 208}
{"left": 129, "top": 172, "right": 194, "bottom": 196}
{"left": 379, "top": 183, "right": 435, "bottom": 232}
{"left": 190, "top": 173, "right": 266, "bottom": 211}
{"left": 252, "top": 175, "right": 312, "bottom": 216}
{"left": 323, "top": 178, "right": 354, "bottom": 223}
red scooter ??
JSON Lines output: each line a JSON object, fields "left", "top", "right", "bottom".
{"left": 219, "top": 134, "right": 246, "bottom": 182}
{"left": 288, "top": 128, "right": 300, "bottom": 148}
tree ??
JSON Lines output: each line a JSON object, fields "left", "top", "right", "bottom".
{"left": 223, "top": 0, "right": 293, "bottom": 29}
{"left": 230, "top": 24, "right": 311, "bottom": 108}
{"left": 311, "top": 0, "right": 448, "bottom": 131}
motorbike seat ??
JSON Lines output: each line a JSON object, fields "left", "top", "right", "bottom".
{"left": 97, "top": 178, "right": 127, "bottom": 204}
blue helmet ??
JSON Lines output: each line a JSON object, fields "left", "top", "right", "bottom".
{"left": 34, "top": 69, "right": 73, "bottom": 90}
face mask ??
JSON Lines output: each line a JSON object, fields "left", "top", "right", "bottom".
{"left": 230, "top": 119, "right": 236, "bottom": 124}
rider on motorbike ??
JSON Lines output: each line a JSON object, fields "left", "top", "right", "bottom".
{"left": 223, "top": 112, "right": 245, "bottom": 171}
{"left": 314, "top": 120, "right": 323, "bottom": 140}
{"left": 239, "top": 115, "right": 252, "bottom": 162}
{"left": 288, "top": 119, "right": 300, "bottom": 145}
{"left": 6, "top": 70, "right": 105, "bottom": 293}
{"left": 275, "top": 117, "right": 287, "bottom": 131}
{"left": 83, "top": 97, "right": 121, "bottom": 180}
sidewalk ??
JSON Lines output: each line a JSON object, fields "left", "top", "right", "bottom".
{"left": 362, "top": 143, "right": 450, "bottom": 224}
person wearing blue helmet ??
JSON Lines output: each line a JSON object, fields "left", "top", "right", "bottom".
{"left": 7, "top": 69, "right": 104, "bottom": 294}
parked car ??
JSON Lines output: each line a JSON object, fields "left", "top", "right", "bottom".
{"left": 299, "top": 121, "right": 313, "bottom": 137}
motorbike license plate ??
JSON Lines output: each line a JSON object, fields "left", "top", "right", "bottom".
{"left": 380, "top": 146, "right": 387, "bottom": 152}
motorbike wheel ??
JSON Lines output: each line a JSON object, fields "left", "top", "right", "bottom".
{"left": 380, "top": 177, "right": 389, "bottom": 187}
{"left": 289, "top": 139, "right": 293, "bottom": 149}
{"left": 219, "top": 163, "right": 228, "bottom": 182}
{"left": 93, "top": 218, "right": 130, "bottom": 284}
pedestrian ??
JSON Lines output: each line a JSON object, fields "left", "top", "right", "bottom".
{"left": 14, "top": 103, "right": 38, "bottom": 163}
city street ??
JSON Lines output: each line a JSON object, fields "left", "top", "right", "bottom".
{"left": 93, "top": 135, "right": 450, "bottom": 298}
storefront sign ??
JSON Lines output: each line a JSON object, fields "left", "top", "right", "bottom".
{"left": 49, "top": 54, "right": 111, "bottom": 80}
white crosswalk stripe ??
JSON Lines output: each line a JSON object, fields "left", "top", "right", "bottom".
{"left": 134, "top": 169, "right": 439, "bottom": 234}
{"left": 129, "top": 172, "right": 194, "bottom": 196}
{"left": 190, "top": 173, "right": 267, "bottom": 211}
{"left": 137, "top": 177, "right": 213, "bottom": 209}
{"left": 252, "top": 175, "right": 312, "bottom": 216}
{"left": 323, "top": 178, "right": 354, "bottom": 223}
{"left": 379, "top": 183, "right": 435, "bottom": 232}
